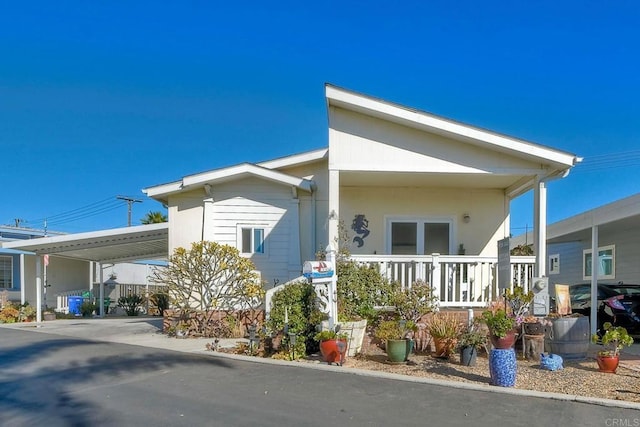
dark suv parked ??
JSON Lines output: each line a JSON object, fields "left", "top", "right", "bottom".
{"left": 567, "top": 282, "right": 640, "bottom": 335}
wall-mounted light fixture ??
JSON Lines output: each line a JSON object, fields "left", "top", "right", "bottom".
{"left": 463, "top": 213, "right": 471, "bottom": 223}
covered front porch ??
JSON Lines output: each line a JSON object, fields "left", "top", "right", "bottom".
{"left": 324, "top": 84, "right": 581, "bottom": 290}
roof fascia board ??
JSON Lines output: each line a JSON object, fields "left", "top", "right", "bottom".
{"left": 258, "top": 148, "right": 328, "bottom": 169}
{"left": 3, "top": 223, "right": 168, "bottom": 252}
{"left": 326, "top": 84, "right": 578, "bottom": 168}
{"left": 547, "top": 193, "right": 640, "bottom": 240}
{"left": 181, "top": 163, "right": 313, "bottom": 192}
{"left": 143, "top": 181, "right": 182, "bottom": 199}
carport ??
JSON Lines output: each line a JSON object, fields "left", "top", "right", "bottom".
{"left": 2, "top": 223, "right": 168, "bottom": 322}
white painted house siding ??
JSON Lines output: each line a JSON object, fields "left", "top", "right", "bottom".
{"left": 329, "top": 107, "right": 542, "bottom": 174}
{"left": 340, "top": 187, "right": 508, "bottom": 257}
{"left": 273, "top": 160, "right": 329, "bottom": 261}
{"left": 167, "top": 177, "right": 305, "bottom": 288}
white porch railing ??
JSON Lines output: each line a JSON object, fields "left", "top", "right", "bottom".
{"left": 350, "top": 254, "right": 536, "bottom": 308}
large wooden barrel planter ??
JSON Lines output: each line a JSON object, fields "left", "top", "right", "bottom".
{"left": 546, "top": 316, "right": 590, "bottom": 360}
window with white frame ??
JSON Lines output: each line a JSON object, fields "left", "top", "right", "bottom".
{"left": 549, "top": 254, "right": 560, "bottom": 275}
{"left": 388, "top": 218, "right": 452, "bottom": 255}
{"left": 238, "top": 226, "right": 265, "bottom": 255}
{"left": 583, "top": 245, "right": 615, "bottom": 280}
{"left": 0, "top": 256, "right": 12, "bottom": 289}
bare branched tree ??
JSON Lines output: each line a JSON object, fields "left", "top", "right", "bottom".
{"left": 150, "top": 241, "right": 262, "bottom": 335}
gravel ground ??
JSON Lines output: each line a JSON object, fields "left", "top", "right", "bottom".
{"left": 302, "top": 347, "right": 640, "bottom": 403}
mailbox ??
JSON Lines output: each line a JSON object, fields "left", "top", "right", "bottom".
{"left": 303, "top": 261, "right": 334, "bottom": 280}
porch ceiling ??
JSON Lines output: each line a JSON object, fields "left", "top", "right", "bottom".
{"left": 1, "top": 223, "right": 168, "bottom": 263}
{"left": 339, "top": 170, "right": 526, "bottom": 189}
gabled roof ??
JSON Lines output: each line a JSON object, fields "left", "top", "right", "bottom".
{"left": 144, "top": 162, "right": 315, "bottom": 203}
{"left": 325, "top": 84, "right": 581, "bottom": 174}
{"left": 2, "top": 223, "right": 168, "bottom": 263}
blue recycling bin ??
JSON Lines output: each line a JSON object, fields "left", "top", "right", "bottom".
{"left": 68, "top": 296, "right": 84, "bottom": 316}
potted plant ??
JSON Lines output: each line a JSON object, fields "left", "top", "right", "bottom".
{"left": 374, "top": 319, "right": 416, "bottom": 364}
{"left": 314, "top": 329, "right": 349, "bottom": 365}
{"left": 480, "top": 309, "right": 517, "bottom": 349}
{"left": 427, "top": 312, "right": 464, "bottom": 359}
{"left": 456, "top": 321, "right": 487, "bottom": 366}
{"left": 592, "top": 322, "right": 634, "bottom": 373}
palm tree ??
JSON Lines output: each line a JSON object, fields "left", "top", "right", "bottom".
{"left": 141, "top": 211, "right": 168, "bottom": 224}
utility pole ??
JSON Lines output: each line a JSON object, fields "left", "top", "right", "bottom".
{"left": 117, "top": 196, "right": 142, "bottom": 226}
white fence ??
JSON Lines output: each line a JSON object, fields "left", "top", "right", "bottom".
{"left": 350, "top": 254, "right": 536, "bottom": 308}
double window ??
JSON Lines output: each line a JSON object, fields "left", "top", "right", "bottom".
{"left": 239, "top": 226, "right": 265, "bottom": 255}
{"left": 583, "top": 245, "right": 615, "bottom": 280}
{"left": 388, "top": 218, "right": 452, "bottom": 255}
{"left": 0, "top": 256, "right": 12, "bottom": 289}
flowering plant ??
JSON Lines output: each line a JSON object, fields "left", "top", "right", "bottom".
{"left": 505, "top": 286, "right": 534, "bottom": 324}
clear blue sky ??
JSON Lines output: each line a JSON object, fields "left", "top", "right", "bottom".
{"left": 2, "top": 1, "right": 639, "bottom": 234}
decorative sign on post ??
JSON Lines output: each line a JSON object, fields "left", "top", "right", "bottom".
{"left": 497, "top": 237, "right": 511, "bottom": 290}
{"left": 304, "top": 246, "right": 339, "bottom": 329}
{"left": 303, "top": 261, "right": 334, "bottom": 279}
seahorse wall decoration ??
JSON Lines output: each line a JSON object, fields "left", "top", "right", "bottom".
{"left": 351, "top": 214, "right": 370, "bottom": 248}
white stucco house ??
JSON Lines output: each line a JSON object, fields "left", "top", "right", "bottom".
{"left": 143, "top": 84, "right": 581, "bottom": 306}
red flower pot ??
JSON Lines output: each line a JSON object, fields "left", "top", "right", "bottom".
{"left": 596, "top": 354, "right": 619, "bottom": 373}
{"left": 490, "top": 330, "right": 517, "bottom": 349}
{"left": 319, "top": 339, "right": 348, "bottom": 365}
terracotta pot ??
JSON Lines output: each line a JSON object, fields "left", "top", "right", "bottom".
{"left": 596, "top": 354, "right": 619, "bottom": 373}
{"left": 490, "top": 330, "right": 517, "bottom": 349}
{"left": 433, "top": 337, "right": 456, "bottom": 358}
{"left": 319, "top": 339, "right": 348, "bottom": 365}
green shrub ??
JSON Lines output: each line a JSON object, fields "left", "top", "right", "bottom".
{"left": 150, "top": 292, "right": 170, "bottom": 316}
{"left": 80, "top": 300, "right": 97, "bottom": 317}
{"left": 336, "top": 260, "right": 395, "bottom": 322}
{"left": 118, "top": 294, "right": 145, "bottom": 316}
{"left": 267, "top": 280, "right": 325, "bottom": 355}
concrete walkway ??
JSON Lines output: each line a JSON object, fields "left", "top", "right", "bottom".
{"left": 3, "top": 316, "right": 640, "bottom": 411}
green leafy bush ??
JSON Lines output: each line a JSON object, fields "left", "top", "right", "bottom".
{"left": 118, "top": 294, "right": 145, "bottom": 316}
{"left": 267, "top": 280, "right": 325, "bottom": 355}
{"left": 336, "top": 260, "right": 394, "bottom": 322}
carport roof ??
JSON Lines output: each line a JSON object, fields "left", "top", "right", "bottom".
{"left": 1, "top": 223, "right": 168, "bottom": 263}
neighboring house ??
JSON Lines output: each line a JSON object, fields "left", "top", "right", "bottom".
{"left": 1, "top": 224, "right": 165, "bottom": 311}
{"left": 0, "top": 225, "right": 71, "bottom": 305}
{"left": 144, "top": 84, "right": 581, "bottom": 306}
{"left": 512, "top": 193, "right": 640, "bottom": 287}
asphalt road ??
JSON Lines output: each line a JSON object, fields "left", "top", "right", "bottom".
{"left": 1, "top": 327, "right": 639, "bottom": 427}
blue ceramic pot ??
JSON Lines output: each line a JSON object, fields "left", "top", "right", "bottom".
{"left": 489, "top": 348, "right": 517, "bottom": 387}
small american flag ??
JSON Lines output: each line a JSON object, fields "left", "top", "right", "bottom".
{"left": 43, "top": 254, "right": 49, "bottom": 267}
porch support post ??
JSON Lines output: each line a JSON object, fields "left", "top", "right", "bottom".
{"left": 431, "top": 253, "right": 441, "bottom": 303}
{"left": 590, "top": 225, "right": 599, "bottom": 336}
{"left": 533, "top": 177, "right": 547, "bottom": 277}
{"left": 19, "top": 254, "right": 25, "bottom": 305}
{"left": 328, "top": 169, "right": 340, "bottom": 251}
{"left": 35, "top": 256, "right": 42, "bottom": 323}
{"left": 99, "top": 263, "right": 105, "bottom": 318}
